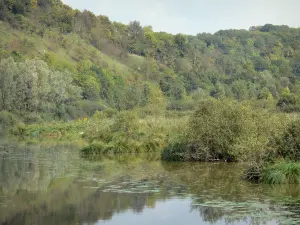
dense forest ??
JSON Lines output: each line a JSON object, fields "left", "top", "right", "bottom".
{"left": 1, "top": 0, "right": 300, "bottom": 119}
{"left": 1, "top": 0, "right": 300, "bottom": 183}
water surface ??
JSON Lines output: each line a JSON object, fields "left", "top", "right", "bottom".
{"left": 0, "top": 141, "right": 300, "bottom": 225}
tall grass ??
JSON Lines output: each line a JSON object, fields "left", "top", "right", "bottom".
{"left": 262, "top": 162, "right": 300, "bottom": 184}
{"left": 11, "top": 120, "right": 89, "bottom": 140}
{"left": 81, "top": 110, "right": 188, "bottom": 154}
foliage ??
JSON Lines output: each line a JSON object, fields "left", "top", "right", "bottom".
{"left": 80, "top": 110, "right": 188, "bottom": 154}
{"left": 163, "top": 99, "right": 293, "bottom": 163}
{"left": 161, "top": 137, "right": 190, "bottom": 161}
{"left": 0, "top": 57, "right": 81, "bottom": 116}
{"left": 0, "top": 111, "right": 18, "bottom": 129}
{"left": 1, "top": 0, "right": 300, "bottom": 113}
{"left": 274, "top": 119, "right": 300, "bottom": 161}
{"left": 186, "top": 99, "right": 277, "bottom": 162}
{"left": 81, "top": 111, "right": 166, "bottom": 154}
{"left": 12, "top": 119, "right": 89, "bottom": 140}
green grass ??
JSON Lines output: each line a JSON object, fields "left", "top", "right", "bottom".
{"left": 80, "top": 110, "right": 189, "bottom": 154}
{"left": 262, "top": 162, "right": 300, "bottom": 184}
{"left": 11, "top": 120, "right": 89, "bottom": 140}
{"left": 10, "top": 109, "right": 189, "bottom": 153}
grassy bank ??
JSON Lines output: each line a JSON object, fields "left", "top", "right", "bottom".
{"left": 9, "top": 109, "right": 189, "bottom": 154}
{"left": 81, "top": 110, "right": 189, "bottom": 154}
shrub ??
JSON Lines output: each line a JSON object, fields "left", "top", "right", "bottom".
{"left": 0, "top": 111, "right": 18, "bottom": 129}
{"left": 66, "top": 106, "right": 83, "bottom": 120}
{"left": 167, "top": 99, "right": 197, "bottom": 111}
{"left": 11, "top": 122, "right": 26, "bottom": 136}
{"left": 275, "top": 119, "right": 300, "bottom": 161}
{"left": 92, "top": 108, "right": 117, "bottom": 120}
{"left": 243, "top": 163, "right": 263, "bottom": 182}
{"left": 161, "top": 138, "right": 190, "bottom": 161}
{"left": 103, "top": 108, "right": 118, "bottom": 118}
{"left": 187, "top": 99, "right": 274, "bottom": 162}
{"left": 81, "top": 142, "right": 108, "bottom": 154}
{"left": 23, "top": 113, "right": 43, "bottom": 124}
{"left": 162, "top": 99, "right": 289, "bottom": 163}
{"left": 77, "top": 100, "right": 106, "bottom": 116}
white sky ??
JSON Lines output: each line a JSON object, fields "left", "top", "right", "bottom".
{"left": 64, "top": 0, "right": 300, "bottom": 34}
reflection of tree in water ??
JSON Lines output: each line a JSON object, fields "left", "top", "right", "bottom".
{"left": 163, "top": 162, "right": 300, "bottom": 225}
{"left": 0, "top": 143, "right": 171, "bottom": 225}
{"left": 0, "top": 142, "right": 79, "bottom": 194}
{"left": 190, "top": 204, "right": 271, "bottom": 225}
{"left": 191, "top": 204, "right": 224, "bottom": 223}
{"left": 1, "top": 186, "right": 159, "bottom": 225}
{"left": 77, "top": 191, "right": 152, "bottom": 223}
{"left": 1, "top": 142, "right": 300, "bottom": 225}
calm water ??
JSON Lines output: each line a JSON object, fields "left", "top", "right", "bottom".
{"left": 0, "top": 141, "right": 300, "bottom": 225}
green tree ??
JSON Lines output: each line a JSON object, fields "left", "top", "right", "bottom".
{"left": 0, "top": 58, "right": 16, "bottom": 111}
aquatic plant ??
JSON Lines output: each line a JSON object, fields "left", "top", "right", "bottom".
{"left": 262, "top": 162, "right": 300, "bottom": 184}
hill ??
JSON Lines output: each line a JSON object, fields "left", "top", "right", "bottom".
{"left": 1, "top": 0, "right": 300, "bottom": 122}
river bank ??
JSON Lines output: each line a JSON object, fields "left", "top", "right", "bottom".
{"left": 3, "top": 99, "right": 300, "bottom": 184}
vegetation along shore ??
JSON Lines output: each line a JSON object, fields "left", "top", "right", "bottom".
{"left": 1, "top": 0, "right": 300, "bottom": 184}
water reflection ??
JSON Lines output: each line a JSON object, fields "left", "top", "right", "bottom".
{"left": 0, "top": 141, "right": 300, "bottom": 225}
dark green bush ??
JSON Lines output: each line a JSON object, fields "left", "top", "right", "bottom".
{"left": 65, "top": 106, "right": 82, "bottom": 120}
{"left": 275, "top": 119, "right": 300, "bottom": 161}
{"left": 81, "top": 142, "right": 108, "bottom": 154}
{"left": 167, "top": 99, "right": 196, "bottom": 111}
{"left": 161, "top": 140, "right": 190, "bottom": 161}
{"left": 10, "top": 122, "right": 26, "bottom": 136}
{"left": 102, "top": 108, "right": 118, "bottom": 118}
{"left": 23, "top": 113, "right": 43, "bottom": 124}
{"left": 77, "top": 100, "right": 106, "bottom": 117}
{"left": 93, "top": 108, "right": 118, "bottom": 120}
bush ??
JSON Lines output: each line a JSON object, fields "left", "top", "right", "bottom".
{"left": 167, "top": 99, "right": 196, "bottom": 111}
{"left": 23, "top": 113, "right": 43, "bottom": 124}
{"left": 162, "top": 99, "right": 288, "bottom": 163}
{"left": 77, "top": 100, "right": 106, "bottom": 117}
{"left": 274, "top": 119, "right": 300, "bottom": 161}
{"left": 11, "top": 122, "right": 26, "bottom": 136}
{"left": 187, "top": 99, "right": 274, "bottom": 162}
{"left": 0, "top": 111, "right": 18, "bottom": 129}
{"left": 102, "top": 108, "right": 118, "bottom": 118}
{"left": 243, "top": 163, "right": 263, "bottom": 182}
{"left": 66, "top": 106, "right": 83, "bottom": 120}
{"left": 81, "top": 142, "right": 108, "bottom": 154}
{"left": 92, "top": 108, "right": 117, "bottom": 120}
{"left": 161, "top": 139, "right": 190, "bottom": 161}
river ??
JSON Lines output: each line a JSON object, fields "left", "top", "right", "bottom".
{"left": 0, "top": 140, "right": 300, "bottom": 225}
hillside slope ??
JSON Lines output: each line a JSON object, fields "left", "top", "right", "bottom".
{"left": 1, "top": 0, "right": 300, "bottom": 122}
